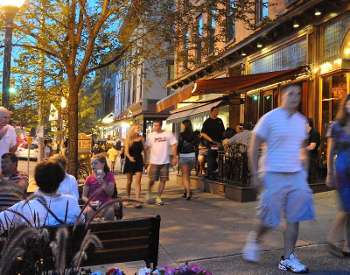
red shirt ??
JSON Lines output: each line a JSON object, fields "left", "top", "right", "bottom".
{"left": 85, "top": 172, "right": 115, "bottom": 204}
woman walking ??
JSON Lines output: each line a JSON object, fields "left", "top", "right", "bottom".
{"left": 178, "top": 119, "right": 199, "bottom": 200}
{"left": 326, "top": 94, "right": 350, "bottom": 257}
{"left": 124, "top": 124, "right": 144, "bottom": 208}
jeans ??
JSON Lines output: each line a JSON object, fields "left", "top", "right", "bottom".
{"left": 207, "top": 149, "right": 218, "bottom": 178}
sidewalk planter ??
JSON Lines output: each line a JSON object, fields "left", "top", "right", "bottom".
{"left": 206, "top": 179, "right": 225, "bottom": 196}
{"left": 224, "top": 183, "right": 257, "bottom": 202}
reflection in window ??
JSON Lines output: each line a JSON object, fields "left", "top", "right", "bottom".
{"left": 226, "top": 0, "right": 235, "bottom": 42}
{"left": 246, "top": 94, "right": 260, "bottom": 125}
{"left": 196, "top": 14, "right": 203, "bottom": 63}
{"left": 256, "top": 0, "right": 269, "bottom": 23}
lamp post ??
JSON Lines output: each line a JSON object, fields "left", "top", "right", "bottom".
{"left": 0, "top": 0, "right": 25, "bottom": 108}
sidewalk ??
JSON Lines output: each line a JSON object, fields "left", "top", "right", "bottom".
{"left": 96, "top": 172, "right": 350, "bottom": 274}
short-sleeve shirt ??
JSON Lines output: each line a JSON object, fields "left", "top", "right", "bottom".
{"left": 201, "top": 118, "right": 225, "bottom": 143}
{"left": 0, "top": 125, "right": 17, "bottom": 169}
{"left": 58, "top": 173, "right": 79, "bottom": 201}
{"left": 85, "top": 172, "right": 115, "bottom": 204}
{"left": 145, "top": 131, "right": 177, "bottom": 165}
{"left": 327, "top": 122, "right": 350, "bottom": 153}
{"left": 254, "top": 108, "right": 307, "bottom": 173}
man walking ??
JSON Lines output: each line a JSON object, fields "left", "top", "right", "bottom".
{"left": 201, "top": 106, "right": 225, "bottom": 179}
{"left": 145, "top": 120, "right": 177, "bottom": 205}
{"left": 243, "top": 85, "right": 315, "bottom": 273}
{"left": 0, "top": 107, "right": 17, "bottom": 172}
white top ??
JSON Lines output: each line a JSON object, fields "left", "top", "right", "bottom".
{"left": 254, "top": 107, "right": 307, "bottom": 173}
{"left": 57, "top": 173, "right": 80, "bottom": 200}
{"left": 0, "top": 125, "right": 17, "bottom": 168}
{"left": 0, "top": 191, "right": 83, "bottom": 232}
{"left": 145, "top": 131, "right": 177, "bottom": 165}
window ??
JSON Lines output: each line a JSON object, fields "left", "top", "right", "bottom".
{"left": 256, "top": 0, "right": 269, "bottom": 23}
{"left": 196, "top": 14, "right": 204, "bottom": 63}
{"left": 208, "top": 8, "right": 217, "bottom": 54}
{"left": 183, "top": 29, "right": 189, "bottom": 68}
{"left": 226, "top": 0, "right": 235, "bottom": 42}
{"left": 246, "top": 94, "right": 260, "bottom": 125}
{"left": 168, "top": 60, "right": 175, "bottom": 81}
{"left": 132, "top": 72, "right": 137, "bottom": 103}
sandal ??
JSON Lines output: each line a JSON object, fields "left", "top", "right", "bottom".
{"left": 327, "top": 242, "right": 344, "bottom": 258}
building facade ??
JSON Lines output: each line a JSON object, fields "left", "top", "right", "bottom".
{"left": 158, "top": 0, "right": 350, "bottom": 153}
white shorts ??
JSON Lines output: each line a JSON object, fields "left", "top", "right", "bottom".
{"left": 257, "top": 170, "right": 315, "bottom": 228}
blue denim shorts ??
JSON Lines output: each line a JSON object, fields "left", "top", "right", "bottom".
{"left": 179, "top": 157, "right": 196, "bottom": 169}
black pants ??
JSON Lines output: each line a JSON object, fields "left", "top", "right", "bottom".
{"left": 207, "top": 149, "right": 218, "bottom": 178}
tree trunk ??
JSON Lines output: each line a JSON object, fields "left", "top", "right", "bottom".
{"left": 67, "top": 82, "right": 79, "bottom": 177}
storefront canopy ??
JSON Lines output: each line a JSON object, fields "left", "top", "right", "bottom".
{"left": 166, "top": 100, "right": 223, "bottom": 122}
{"left": 157, "top": 66, "right": 308, "bottom": 112}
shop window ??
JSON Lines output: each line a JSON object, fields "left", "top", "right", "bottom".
{"left": 208, "top": 7, "right": 217, "bottom": 54}
{"left": 262, "top": 92, "right": 273, "bottom": 115}
{"left": 183, "top": 29, "right": 189, "bottom": 69}
{"left": 246, "top": 94, "right": 260, "bottom": 126}
{"left": 322, "top": 74, "right": 349, "bottom": 133}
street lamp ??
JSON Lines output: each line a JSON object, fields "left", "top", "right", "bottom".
{"left": 0, "top": 0, "right": 25, "bottom": 108}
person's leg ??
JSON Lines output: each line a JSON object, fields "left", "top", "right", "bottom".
{"left": 111, "top": 161, "right": 115, "bottom": 173}
{"left": 327, "top": 211, "right": 347, "bottom": 245}
{"left": 126, "top": 173, "right": 133, "bottom": 199}
{"left": 156, "top": 165, "right": 169, "bottom": 205}
{"left": 206, "top": 149, "right": 215, "bottom": 176}
{"left": 181, "top": 163, "right": 190, "bottom": 197}
{"left": 134, "top": 172, "right": 142, "bottom": 201}
{"left": 147, "top": 164, "right": 158, "bottom": 202}
{"left": 283, "top": 222, "right": 299, "bottom": 258}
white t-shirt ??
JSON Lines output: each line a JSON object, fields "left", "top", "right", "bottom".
{"left": 0, "top": 191, "right": 83, "bottom": 232}
{"left": 57, "top": 173, "right": 79, "bottom": 200}
{"left": 254, "top": 107, "right": 307, "bottom": 173}
{"left": 145, "top": 131, "right": 177, "bottom": 165}
{"left": 0, "top": 125, "right": 17, "bottom": 167}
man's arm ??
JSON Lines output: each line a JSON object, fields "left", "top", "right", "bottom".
{"left": 248, "top": 133, "right": 264, "bottom": 178}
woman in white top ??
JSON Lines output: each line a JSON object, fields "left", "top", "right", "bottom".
{"left": 0, "top": 107, "right": 17, "bottom": 172}
{"left": 0, "top": 161, "right": 83, "bottom": 232}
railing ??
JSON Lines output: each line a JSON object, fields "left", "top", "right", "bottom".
{"left": 217, "top": 143, "right": 250, "bottom": 186}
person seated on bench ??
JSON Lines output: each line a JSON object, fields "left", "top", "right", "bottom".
{"left": 0, "top": 161, "right": 83, "bottom": 232}
{"left": 82, "top": 154, "right": 116, "bottom": 220}
{"left": 0, "top": 153, "right": 28, "bottom": 211}
{"left": 49, "top": 154, "right": 79, "bottom": 201}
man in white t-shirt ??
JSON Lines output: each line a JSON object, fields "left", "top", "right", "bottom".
{"left": 0, "top": 107, "right": 17, "bottom": 172}
{"left": 49, "top": 154, "right": 79, "bottom": 201}
{"left": 242, "top": 85, "right": 315, "bottom": 274}
{"left": 145, "top": 120, "right": 177, "bottom": 205}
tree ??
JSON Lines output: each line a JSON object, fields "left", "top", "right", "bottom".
{"left": 79, "top": 90, "right": 102, "bottom": 133}
{"left": 5, "top": 0, "right": 260, "bottom": 175}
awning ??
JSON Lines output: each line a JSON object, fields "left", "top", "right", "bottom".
{"left": 157, "top": 66, "right": 308, "bottom": 112}
{"left": 167, "top": 100, "right": 222, "bottom": 122}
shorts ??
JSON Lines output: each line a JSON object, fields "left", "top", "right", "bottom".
{"left": 148, "top": 164, "right": 169, "bottom": 181}
{"left": 179, "top": 157, "right": 196, "bottom": 169}
{"left": 257, "top": 170, "right": 315, "bottom": 228}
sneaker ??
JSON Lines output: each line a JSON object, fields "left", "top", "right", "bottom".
{"left": 155, "top": 196, "right": 164, "bottom": 206}
{"left": 242, "top": 232, "right": 260, "bottom": 263}
{"left": 278, "top": 253, "right": 309, "bottom": 273}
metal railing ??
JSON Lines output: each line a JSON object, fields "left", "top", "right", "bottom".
{"left": 217, "top": 143, "right": 250, "bottom": 186}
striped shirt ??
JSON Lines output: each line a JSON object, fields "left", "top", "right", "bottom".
{"left": 254, "top": 107, "right": 307, "bottom": 173}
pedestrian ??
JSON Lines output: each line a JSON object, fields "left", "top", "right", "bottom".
{"left": 0, "top": 153, "right": 28, "bottom": 211}
{"left": 44, "top": 140, "right": 53, "bottom": 160}
{"left": 49, "top": 154, "right": 79, "bottom": 201}
{"left": 201, "top": 106, "right": 225, "bottom": 180}
{"left": 325, "top": 94, "right": 350, "bottom": 257}
{"left": 82, "top": 154, "right": 116, "bottom": 220}
{"left": 0, "top": 107, "right": 17, "bottom": 172}
{"left": 178, "top": 119, "right": 199, "bottom": 200}
{"left": 107, "top": 145, "right": 120, "bottom": 174}
{"left": 145, "top": 119, "right": 177, "bottom": 205}
{"left": 243, "top": 84, "right": 315, "bottom": 273}
{"left": 223, "top": 122, "right": 253, "bottom": 147}
{"left": 124, "top": 124, "right": 144, "bottom": 208}
{"left": 306, "top": 118, "right": 320, "bottom": 183}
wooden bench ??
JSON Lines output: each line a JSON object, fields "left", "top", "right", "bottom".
{"left": 2, "top": 215, "right": 161, "bottom": 273}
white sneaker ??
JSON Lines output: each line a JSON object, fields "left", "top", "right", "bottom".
{"left": 242, "top": 231, "right": 260, "bottom": 262}
{"left": 155, "top": 196, "right": 164, "bottom": 206}
{"left": 278, "top": 253, "right": 309, "bottom": 273}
